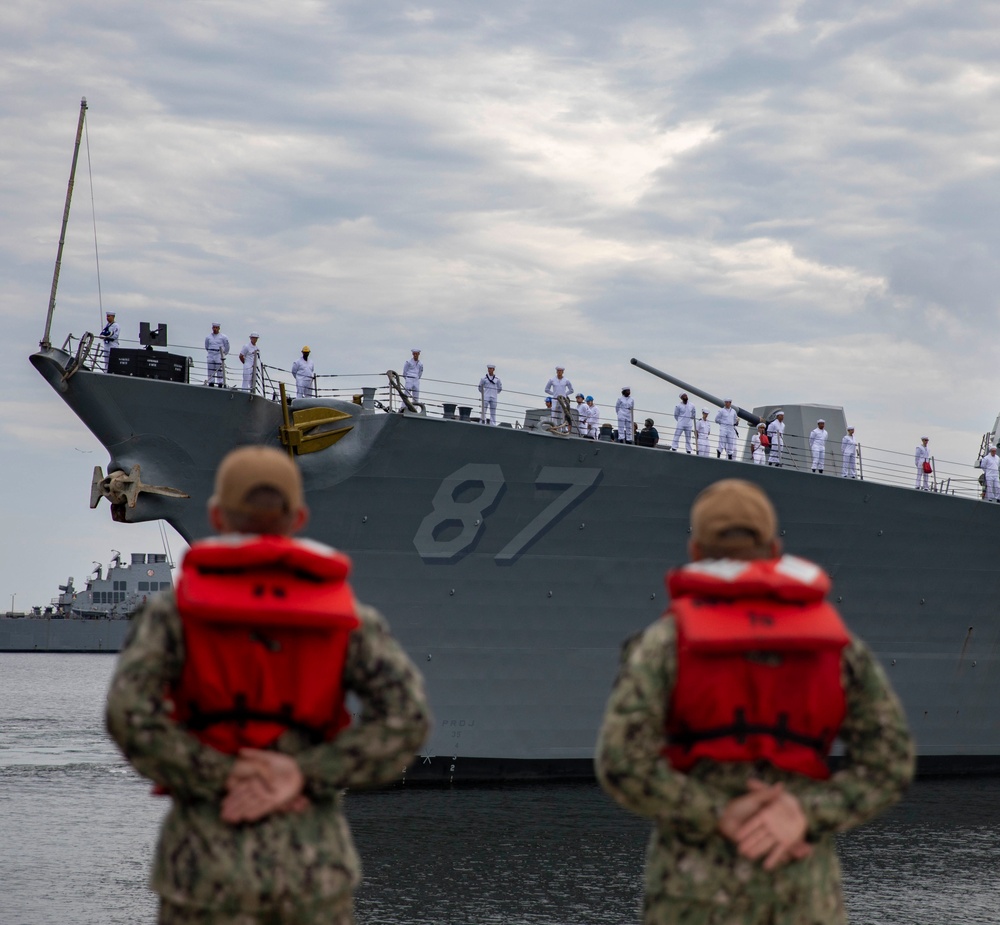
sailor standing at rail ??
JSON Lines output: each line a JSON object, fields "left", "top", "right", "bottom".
{"left": 714, "top": 400, "right": 738, "bottom": 459}
{"left": 751, "top": 422, "right": 768, "bottom": 464}
{"left": 695, "top": 409, "right": 711, "bottom": 457}
{"left": 585, "top": 396, "right": 600, "bottom": 438}
{"left": 616, "top": 387, "right": 635, "bottom": 444}
{"left": 99, "top": 310, "right": 120, "bottom": 371}
{"left": 402, "top": 348, "right": 423, "bottom": 404}
{"left": 238, "top": 332, "right": 261, "bottom": 392}
{"left": 671, "top": 393, "right": 696, "bottom": 452}
{"left": 291, "top": 346, "right": 316, "bottom": 398}
{"left": 574, "top": 393, "right": 591, "bottom": 437}
{"left": 915, "top": 436, "right": 932, "bottom": 490}
{"left": 545, "top": 366, "right": 574, "bottom": 426}
{"left": 204, "top": 322, "right": 230, "bottom": 387}
{"left": 981, "top": 445, "right": 1000, "bottom": 501}
{"left": 767, "top": 410, "right": 786, "bottom": 466}
{"left": 809, "top": 419, "right": 828, "bottom": 473}
{"left": 841, "top": 426, "right": 858, "bottom": 479}
{"left": 478, "top": 364, "right": 502, "bottom": 425}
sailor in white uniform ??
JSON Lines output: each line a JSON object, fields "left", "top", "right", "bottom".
{"left": 544, "top": 397, "right": 558, "bottom": 426}
{"left": 981, "top": 445, "right": 1000, "bottom": 501}
{"left": 695, "top": 409, "right": 711, "bottom": 457}
{"left": 478, "top": 364, "right": 502, "bottom": 425}
{"left": 841, "top": 426, "right": 858, "bottom": 478}
{"left": 714, "top": 400, "right": 738, "bottom": 459}
{"left": 402, "top": 348, "right": 423, "bottom": 404}
{"left": 671, "top": 392, "right": 696, "bottom": 453}
{"left": 615, "top": 387, "right": 635, "bottom": 444}
{"left": 99, "top": 311, "right": 120, "bottom": 371}
{"left": 574, "top": 393, "right": 591, "bottom": 437}
{"left": 204, "top": 322, "right": 230, "bottom": 387}
{"left": 545, "top": 366, "right": 573, "bottom": 404}
{"left": 915, "top": 436, "right": 932, "bottom": 490}
{"left": 238, "top": 332, "right": 261, "bottom": 392}
{"left": 585, "top": 396, "right": 600, "bottom": 439}
{"left": 766, "top": 411, "right": 785, "bottom": 466}
{"left": 291, "top": 346, "right": 315, "bottom": 398}
{"left": 751, "top": 422, "right": 768, "bottom": 465}
{"left": 809, "top": 419, "right": 828, "bottom": 472}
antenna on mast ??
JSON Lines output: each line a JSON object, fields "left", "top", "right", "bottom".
{"left": 41, "top": 97, "right": 88, "bottom": 350}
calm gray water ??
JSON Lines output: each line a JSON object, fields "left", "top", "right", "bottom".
{"left": 1, "top": 654, "right": 998, "bottom": 925}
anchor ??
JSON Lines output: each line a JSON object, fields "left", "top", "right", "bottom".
{"left": 90, "top": 464, "right": 190, "bottom": 520}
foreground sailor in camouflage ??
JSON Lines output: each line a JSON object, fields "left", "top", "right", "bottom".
{"left": 106, "top": 446, "right": 431, "bottom": 924}
{"left": 596, "top": 479, "right": 914, "bottom": 925}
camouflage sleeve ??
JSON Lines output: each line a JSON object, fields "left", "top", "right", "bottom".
{"left": 787, "top": 635, "right": 915, "bottom": 837}
{"left": 295, "top": 602, "right": 431, "bottom": 797}
{"left": 104, "top": 592, "right": 234, "bottom": 800}
{"left": 595, "top": 619, "right": 729, "bottom": 841}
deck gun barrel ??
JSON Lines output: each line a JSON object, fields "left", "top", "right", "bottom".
{"left": 630, "top": 357, "right": 761, "bottom": 427}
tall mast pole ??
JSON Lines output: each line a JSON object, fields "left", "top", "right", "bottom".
{"left": 41, "top": 97, "right": 88, "bottom": 349}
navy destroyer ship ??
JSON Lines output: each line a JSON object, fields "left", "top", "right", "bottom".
{"left": 22, "top": 101, "right": 1000, "bottom": 779}
{"left": 0, "top": 550, "right": 172, "bottom": 652}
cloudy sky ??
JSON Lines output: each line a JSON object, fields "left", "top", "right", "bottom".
{"left": 2, "top": 1, "right": 998, "bottom": 607}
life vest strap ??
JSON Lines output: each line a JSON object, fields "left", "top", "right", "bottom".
{"left": 670, "top": 708, "right": 830, "bottom": 755}
{"left": 183, "top": 694, "right": 328, "bottom": 744}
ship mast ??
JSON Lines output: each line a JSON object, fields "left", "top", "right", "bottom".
{"left": 40, "top": 97, "right": 88, "bottom": 350}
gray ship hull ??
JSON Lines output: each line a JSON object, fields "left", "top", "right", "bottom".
{"left": 23, "top": 347, "right": 1000, "bottom": 779}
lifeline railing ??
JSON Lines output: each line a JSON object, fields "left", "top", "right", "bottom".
{"left": 61, "top": 332, "right": 990, "bottom": 502}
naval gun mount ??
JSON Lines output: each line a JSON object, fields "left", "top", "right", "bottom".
{"left": 630, "top": 357, "right": 849, "bottom": 472}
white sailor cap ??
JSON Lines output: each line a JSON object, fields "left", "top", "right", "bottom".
{"left": 775, "top": 409, "right": 784, "bottom": 416}
{"left": 701, "top": 408, "right": 709, "bottom": 414}
{"left": 991, "top": 445, "right": 997, "bottom": 451}
{"left": 622, "top": 385, "right": 630, "bottom": 391}
{"left": 847, "top": 425, "right": 855, "bottom": 431}
{"left": 250, "top": 331, "right": 259, "bottom": 337}
{"left": 212, "top": 321, "right": 221, "bottom": 327}
{"left": 487, "top": 363, "right": 495, "bottom": 368}
{"left": 412, "top": 347, "right": 421, "bottom": 353}
{"left": 817, "top": 419, "right": 825, "bottom": 424}
{"left": 556, "top": 365, "right": 565, "bottom": 371}
{"left": 724, "top": 397, "right": 732, "bottom": 402}
{"left": 921, "top": 435, "right": 929, "bottom": 440}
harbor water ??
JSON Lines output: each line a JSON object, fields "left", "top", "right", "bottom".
{"left": 1, "top": 654, "right": 998, "bottom": 925}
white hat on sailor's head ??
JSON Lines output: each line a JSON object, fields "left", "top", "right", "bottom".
{"left": 212, "top": 321, "right": 221, "bottom": 327}
{"left": 847, "top": 425, "right": 855, "bottom": 431}
{"left": 556, "top": 365, "right": 565, "bottom": 371}
{"left": 991, "top": 445, "right": 997, "bottom": 451}
{"left": 106, "top": 310, "right": 115, "bottom": 316}
{"left": 775, "top": 409, "right": 784, "bottom": 416}
{"left": 412, "top": 347, "right": 421, "bottom": 353}
{"left": 921, "top": 435, "right": 929, "bottom": 441}
{"left": 250, "top": 331, "right": 259, "bottom": 338}
{"left": 701, "top": 408, "right": 709, "bottom": 414}
{"left": 622, "top": 385, "right": 630, "bottom": 391}
{"left": 817, "top": 418, "right": 825, "bottom": 424}
{"left": 487, "top": 363, "right": 495, "bottom": 368}
{"left": 724, "top": 398, "right": 732, "bottom": 403}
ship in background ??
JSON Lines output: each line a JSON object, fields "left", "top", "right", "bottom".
{"left": 0, "top": 550, "right": 173, "bottom": 652}
{"left": 20, "top": 99, "right": 1000, "bottom": 780}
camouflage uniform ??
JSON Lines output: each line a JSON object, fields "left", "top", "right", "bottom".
{"left": 595, "top": 581, "right": 915, "bottom": 925}
{"left": 106, "top": 591, "right": 430, "bottom": 924}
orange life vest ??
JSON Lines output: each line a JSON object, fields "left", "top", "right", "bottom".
{"left": 662, "top": 556, "right": 850, "bottom": 780}
{"left": 171, "top": 534, "right": 361, "bottom": 754}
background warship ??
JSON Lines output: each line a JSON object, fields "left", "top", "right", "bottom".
{"left": 0, "top": 549, "right": 172, "bottom": 651}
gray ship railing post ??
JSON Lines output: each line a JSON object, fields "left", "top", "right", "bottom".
{"left": 42, "top": 98, "right": 88, "bottom": 350}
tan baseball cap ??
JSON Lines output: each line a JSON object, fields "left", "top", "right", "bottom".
{"left": 211, "top": 446, "right": 304, "bottom": 514}
{"left": 690, "top": 479, "right": 777, "bottom": 551}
